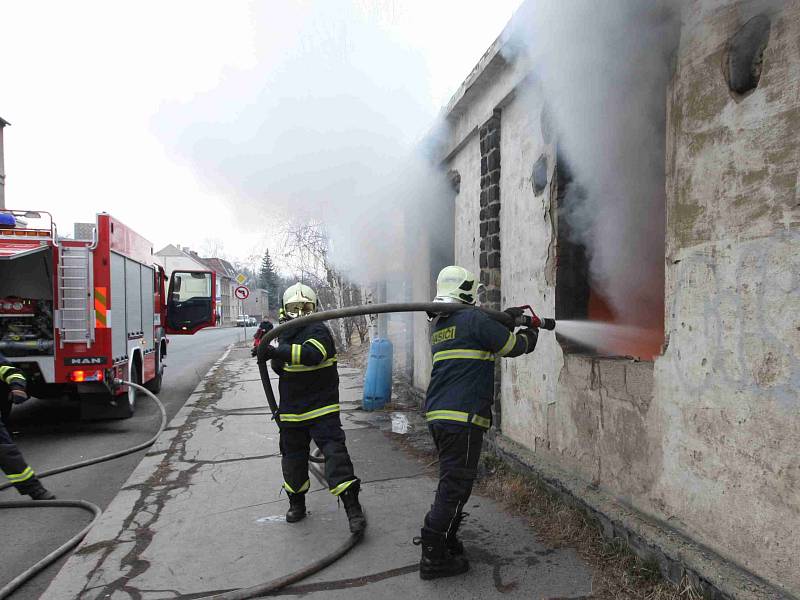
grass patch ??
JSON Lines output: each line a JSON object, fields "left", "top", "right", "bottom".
{"left": 477, "top": 454, "right": 701, "bottom": 600}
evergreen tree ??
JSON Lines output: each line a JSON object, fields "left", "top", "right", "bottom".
{"left": 259, "top": 250, "right": 281, "bottom": 312}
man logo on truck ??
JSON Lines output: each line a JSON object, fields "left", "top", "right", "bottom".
{"left": 65, "top": 357, "right": 106, "bottom": 366}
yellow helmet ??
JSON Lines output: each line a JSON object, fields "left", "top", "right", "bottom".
{"left": 282, "top": 282, "right": 317, "bottom": 319}
{"left": 434, "top": 265, "right": 480, "bottom": 305}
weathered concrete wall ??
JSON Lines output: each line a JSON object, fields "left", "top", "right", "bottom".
{"left": 410, "top": 224, "right": 434, "bottom": 391}
{"left": 437, "top": 37, "right": 666, "bottom": 506}
{"left": 415, "top": 0, "right": 799, "bottom": 593}
{"left": 496, "top": 88, "right": 558, "bottom": 448}
{"left": 453, "top": 135, "right": 482, "bottom": 278}
{"left": 497, "top": 88, "right": 665, "bottom": 530}
{"left": 655, "top": 1, "right": 800, "bottom": 592}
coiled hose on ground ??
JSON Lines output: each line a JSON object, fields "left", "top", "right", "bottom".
{"left": 0, "top": 380, "right": 167, "bottom": 599}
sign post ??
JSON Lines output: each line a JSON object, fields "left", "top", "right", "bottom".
{"left": 234, "top": 285, "right": 250, "bottom": 340}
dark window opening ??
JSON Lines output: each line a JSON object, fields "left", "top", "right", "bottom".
{"left": 554, "top": 154, "right": 592, "bottom": 354}
{"left": 553, "top": 153, "right": 664, "bottom": 360}
{"left": 726, "top": 15, "right": 770, "bottom": 97}
{"left": 531, "top": 154, "right": 548, "bottom": 196}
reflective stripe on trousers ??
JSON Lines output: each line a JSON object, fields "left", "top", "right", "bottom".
{"left": 279, "top": 403, "right": 340, "bottom": 422}
{"left": 330, "top": 479, "right": 357, "bottom": 496}
{"left": 283, "top": 479, "right": 310, "bottom": 494}
{"left": 5, "top": 465, "right": 34, "bottom": 483}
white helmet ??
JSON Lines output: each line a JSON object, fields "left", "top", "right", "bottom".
{"left": 282, "top": 282, "right": 317, "bottom": 319}
{"left": 434, "top": 265, "right": 481, "bottom": 305}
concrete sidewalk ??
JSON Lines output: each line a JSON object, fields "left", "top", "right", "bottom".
{"left": 41, "top": 345, "right": 595, "bottom": 599}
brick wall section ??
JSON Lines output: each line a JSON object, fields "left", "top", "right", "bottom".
{"left": 478, "top": 110, "right": 503, "bottom": 429}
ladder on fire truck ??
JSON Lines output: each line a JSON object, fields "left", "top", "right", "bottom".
{"left": 57, "top": 245, "right": 94, "bottom": 348}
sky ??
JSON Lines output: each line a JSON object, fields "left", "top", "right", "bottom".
{"left": 0, "top": 0, "right": 522, "bottom": 269}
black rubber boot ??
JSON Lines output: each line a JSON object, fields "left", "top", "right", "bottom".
{"left": 285, "top": 493, "right": 306, "bottom": 523}
{"left": 446, "top": 512, "right": 469, "bottom": 556}
{"left": 18, "top": 478, "right": 56, "bottom": 501}
{"left": 414, "top": 527, "right": 469, "bottom": 580}
{"left": 340, "top": 485, "right": 366, "bottom": 535}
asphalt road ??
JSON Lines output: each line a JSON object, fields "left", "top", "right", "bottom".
{"left": 0, "top": 326, "right": 245, "bottom": 600}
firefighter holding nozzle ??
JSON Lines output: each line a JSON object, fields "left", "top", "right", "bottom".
{"left": 0, "top": 352, "right": 55, "bottom": 500}
{"left": 257, "top": 283, "right": 366, "bottom": 534}
{"left": 414, "top": 266, "right": 539, "bottom": 580}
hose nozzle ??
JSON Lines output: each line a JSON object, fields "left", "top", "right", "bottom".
{"left": 540, "top": 318, "right": 556, "bottom": 330}
{"left": 518, "top": 305, "right": 556, "bottom": 330}
{"left": 528, "top": 315, "right": 556, "bottom": 330}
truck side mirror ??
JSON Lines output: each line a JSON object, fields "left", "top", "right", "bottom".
{"left": 165, "top": 271, "right": 216, "bottom": 334}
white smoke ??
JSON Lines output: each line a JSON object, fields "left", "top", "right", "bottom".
{"left": 505, "top": 0, "right": 683, "bottom": 328}
{"left": 152, "top": 0, "right": 451, "bottom": 282}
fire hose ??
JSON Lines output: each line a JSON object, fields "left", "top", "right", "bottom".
{"left": 0, "top": 302, "right": 554, "bottom": 599}
{"left": 254, "top": 302, "right": 555, "bottom": 423}
{"left": 202, "top": 302, "right": 554, "bottom": 600}
{"left": 0, "top": 379, "right": 167, "bottom": 600}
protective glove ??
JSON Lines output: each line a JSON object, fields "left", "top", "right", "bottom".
{"left": 250, "top": 346, "right": 258, "bottom": 358}
{"left": 258, "top": 343, "right": 276, "bottom": 361}
{"left": 270, "top": 358, "right": 285, "bottom": 376}
{"left": 502, "top": 306, "right": 525, "bottom": 328}
{"left": 517, "top": 327, "right": 539, "bottom": 354}
{"left": 9, "top": 388, "right": 28, "bottom": 405}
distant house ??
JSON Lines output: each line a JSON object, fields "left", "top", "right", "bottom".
{"left": 242, "top": 287, "right": 269, "bottom": 320}
{"left": 154, "top": 245, "right": 233, "bottom": 325}
{"left": 154, "top": 244, "right": 208, "bottom": 276}
{"left": 200, "top": 257, "right": 239, "bottom": 325}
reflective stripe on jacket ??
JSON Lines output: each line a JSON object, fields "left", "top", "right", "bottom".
{"left": 272, "top": 322, "right": 339, "bottom": 427}
{"left": 0, "top": 356, "right": 26, "bottom": 388}
{"left": 424, "top": 309, "right": 517, "bottom": 429}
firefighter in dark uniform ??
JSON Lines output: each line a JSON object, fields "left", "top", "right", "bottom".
{"left": 415, "top": 266, "right": 539, "bottom": 579}
{"left": 259, "top": 283, "right": 366, "bottom": 534}
{"left": 0, "top": 352, "right": 55, "bottom": 500}
{"left": 250, "top": 318, "right": 274, "bottom": 357}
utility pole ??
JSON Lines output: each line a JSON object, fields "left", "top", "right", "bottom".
{"left": 0, "top": 117, "right": 9, "bottom": 209}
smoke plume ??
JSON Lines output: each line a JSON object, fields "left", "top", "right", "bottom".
{"left": 153, "top": 1, "right": 450, "bottom": 282}
{"left": 505, "top": 1, "right": 683, "bottom": 331}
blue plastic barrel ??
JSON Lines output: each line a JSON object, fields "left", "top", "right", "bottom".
{"left": 362, "top": 338, "right": 393, "bottom": 411}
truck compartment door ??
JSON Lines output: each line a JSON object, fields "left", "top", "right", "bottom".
{"left": 165, "top": 271, "right": 216, "bottom": 334}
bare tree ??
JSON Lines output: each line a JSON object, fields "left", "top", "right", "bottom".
{"left": 280, "top": 219, "right": 368, "bottom": 350}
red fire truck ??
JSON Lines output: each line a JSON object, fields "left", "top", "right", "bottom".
{"left": 0, "top": 209, "right": 216, "bottom": 418}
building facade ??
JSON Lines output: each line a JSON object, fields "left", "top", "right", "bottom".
{"left": 201, "top": 257, "right": 240, "bottom": 326}
{"left": 403, "top": 2, "right": 799, "bottom": 596}
{"left": 242, "top": 288, "right": 269, "bottom": 321}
